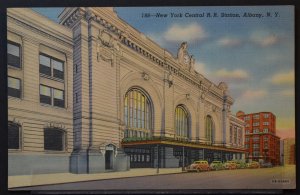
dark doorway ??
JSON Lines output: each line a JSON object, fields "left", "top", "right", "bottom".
{"left": 105, "top": 150, "right": 113, "bottom": 170}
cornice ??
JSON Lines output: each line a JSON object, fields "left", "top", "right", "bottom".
{"left": 60, "top": 8, "right": 235, "bottom": 103}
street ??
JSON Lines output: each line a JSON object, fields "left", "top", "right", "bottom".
{"left": 12, "top": 165, "right": 295, "bottom": 191}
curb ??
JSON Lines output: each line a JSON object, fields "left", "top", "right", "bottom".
{"left": 10, "top": 170, "right": 187, "bottom": 190}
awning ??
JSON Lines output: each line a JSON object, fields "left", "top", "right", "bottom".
{"left": 121, "top": 140, "right": 246, "bottom": 153}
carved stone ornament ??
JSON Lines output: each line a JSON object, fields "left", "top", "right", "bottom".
{"left": 97, "top": 29, "right": 122, "bottom": 67}
{"left": 142, "top": 72, "right": 150, "bottom": 81}
{"left": 164, "top": 71, "right": 174, "bottom": 88}
{"left": 98, "top": 30, "right": 113, "bottom": 47}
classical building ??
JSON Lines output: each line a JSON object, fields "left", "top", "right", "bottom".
{"left": 8, "top": 8, "right": 246, "bottom": 175}
{"left": 236, "top": 111, "right": 280, "bottom": 165}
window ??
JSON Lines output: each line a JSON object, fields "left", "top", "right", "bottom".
{"left": 253, "top": 114, "right": 260, "bottom": 119}
{"left": 245, "top": 144, "right": 249, "bottom": 149}
{"left": 253, "top": 151, "right": 260, "bottom": 157}
{"left": 40, "top": 85, "right": 65, "bottom": 108}
{"left": 233, "top": 126, "right": 238, "bottom": 144}
{"left": 8, "top": 42, "right": 21, "bottom": 68}
{"left": 263, "top": 128, "right": 268, "bottom": 133}
{"left": 44, "top": 128, "right": 65, "bottom": 151}
{"left": 253, "top": 122, "right": 259, "bottom": 127}
{"left": 245, "top": 137, "right": 249, "bottom": 142}
{"left": 253, "top": 143, "right": 260, "bottom": 149}
{"left": 175, "top": 106, "right": 189, "bottom": 139}
{"left": 253, "top": 136, "right": 260, "bottom": 142}
{"left": 244, "top": 116, "right": 250, "bottom": 121}
{"left": 253, "top": 129, "right": 260, "bottom": 134}
{"left": 263, "top": 122, "right": 269, "bottom": 126}
{"left": 264, "top": 114, "right": 269, "bottom": 118}
{"left": 8, "top": 122, "right": 20, "bottom": 149}
{"left": 205, "top": 115, "right": 214, "bottom": 142}
{"left": 8, "top": 77, "right": 21, "bottom": 98}
{"left": 39, "top": 54, "right": 64, "bottom": 80}
{"left": 245, "top": 123, "right": 250, "bottom": 127}
{"left": 124, "top": 89, "right": 152, "bottom": 138}
{"left": 245, "top": 130, "right": 250, "bottom": 135}
{"left": 264, "top": 136, "right": 269, "bottom": 141}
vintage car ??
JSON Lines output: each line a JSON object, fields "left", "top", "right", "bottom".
{"left": 235, "top": 161, "right": 247, "bottom": 169}
{"left": 210, "top": 161, "right": 224, "bottom": 171}
{"left": 260, "top": 162, "right": 273, "bottom": 168}
{"left": 247, "top": 161, "right": 260, "bottom": 168}
{"left": 186, "top": 160, "right": 210, "bottom": 172}
{"left": 223, "top": 161, "right": 237, "bottom": 170}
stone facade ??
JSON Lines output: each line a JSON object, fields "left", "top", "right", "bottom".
{"left": 8, "top": 8, "right": 246, "bottom": 175}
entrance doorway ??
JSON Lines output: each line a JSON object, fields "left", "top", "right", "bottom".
{"left": 105, "top": 150, "right": 113, "bottom": 170}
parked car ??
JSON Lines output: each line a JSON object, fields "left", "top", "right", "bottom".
{"left": 223, "top": 161, "right": 237, "bottom": 170}
{"left": 235, "top": 161, "right": 247, "bottom": 169}
{"left": 210, "top": 161, "right": 224, "bottom": 171}
{"left": 247, "top": 161, "right": 260, "bottom": 168}
{"left": 186, "top": 161, "right": 210, "bottom": 172}
{"left": 260, "top": 162, "right": 273, "bottom": 168}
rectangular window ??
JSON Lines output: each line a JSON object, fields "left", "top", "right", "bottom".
{"left": 263, "top": 128, "right": 268, "bottom": 133}
{"left": 44, "top": 128, "right": 64, "bottom": 151}
{"left": 40, "top": 85, "right": 51, "bottom": 105}
{"left": 264, "top": 136, "right": 269, "bottom": 141}
{"left": 8, "top": 122, "right": 20, "bottom": 149}
{"left": 244, "top": 116, "right": 250, "bottom": 120}
{"left": 39, "top": 54, "right": 64, "bottom": 80}
{"left": 253, "top": 136, "right": 260, "bottom": 142}
{"left": 253, "top": 114, "right": 260, "bottom": 119}
{"left": 245, "top": 130, "right": 250, "bottom": 135}
{"left": 8, "top": 42, "right": 21, "bottom": 68}
{"left": 245, "top": 137, "right": 249, "bottom": 142}
{"left": 263, "top": 122, "right": 269, "bottom": 126}
{"left": 53, "top": 89, "right": 65, "bottom": 107}
{"left": 39, "top": 55, "right": 51, "bottom": 76}
{"left": 8, "top": 77, "right": 21, "bottom": 98}
{"left": 253, "top": 129, "right": 260, "bottom": 134}
{"left": 253, "top": 122, "right": 259, "bottom": 126}
{"left": 40, "top": 85, "right": 65, "bottom": 108}
{"left": 264, "top": 114, "right": 269, "bottom": 118}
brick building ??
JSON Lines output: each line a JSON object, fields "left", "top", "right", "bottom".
{"left": 236, "top": 111, "right": 280, "bottom": 165}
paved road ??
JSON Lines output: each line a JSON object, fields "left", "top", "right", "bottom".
{"left": 13, "top": 166, "right": 295, "bottom": 191}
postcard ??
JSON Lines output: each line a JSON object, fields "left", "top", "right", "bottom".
{"left": 7, "top": 5, "right": 295, "bottom": 192}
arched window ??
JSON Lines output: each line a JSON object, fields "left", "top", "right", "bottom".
{"left": 124, "top": 88, "right": 152, "bottom": 138}
{"left": 175, "top": 105, "right": 189, "bottom": 139}
{"left": 8, "top": 122, "right": 21, "bottom": 149}
{"left": 44, "top": 128, "right": 65, "bottom": 151}
{"left": 205, "top": 115, "right": 214, "bottom": 143}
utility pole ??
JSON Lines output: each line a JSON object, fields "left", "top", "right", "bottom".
{"left": 156, "top": 144, "right": 159, "bottom": 174}
{"left": 182, "top": 146, "right": 185, "bottom": 171}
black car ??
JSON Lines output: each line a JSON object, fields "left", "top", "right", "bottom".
{"left": 260, "top": 162, "right": 273, "bottom": 168}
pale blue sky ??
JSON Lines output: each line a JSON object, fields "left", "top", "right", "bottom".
{"left": 33, "top": 6, "right": 295, "bottom": 138}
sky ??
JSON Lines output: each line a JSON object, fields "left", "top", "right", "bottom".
{"left": 33, "top": 6, "right": 295, "bottom": 139}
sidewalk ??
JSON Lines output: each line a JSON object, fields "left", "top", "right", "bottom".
{"left": 9, "top": 168, "right": 183, "bottom": 189}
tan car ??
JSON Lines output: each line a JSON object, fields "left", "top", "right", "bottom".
{"left": 186, "top": 160, "right": 210, "bottom": 172}
{"left": 223, "top": 161, "right": 237, "bottom": 170}
{"left": 247, "top": 161, "right": 260, "bottom": 169}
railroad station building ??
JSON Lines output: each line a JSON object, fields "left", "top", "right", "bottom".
{"left": 8, "top": 8, "right": 246, "bottom": 175}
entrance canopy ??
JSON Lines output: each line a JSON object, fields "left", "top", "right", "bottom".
{"left": 122, "top": 137, "right": 246, "bottom": 153}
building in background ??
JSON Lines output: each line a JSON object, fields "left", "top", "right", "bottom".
{"left": 283, "top": 138, "right": 295, "bottom": 165}
{"left": 236, "top": 111, "right": 280, "bottom": 165}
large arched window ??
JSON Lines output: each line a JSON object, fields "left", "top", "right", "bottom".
{"left": 8, "top": 121, "right": 21, "bottom": 149}
{"left": 124, "top": 88, "right": 152, "bottom": 138}
{"left": 175, "top": 105, "right": 189, "bottom": 139}
{"left": 44, "top": 128, "right": 66, "bottom": 151}
{"left": 205, "top": 115, "right": 214, "bottom": 143}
